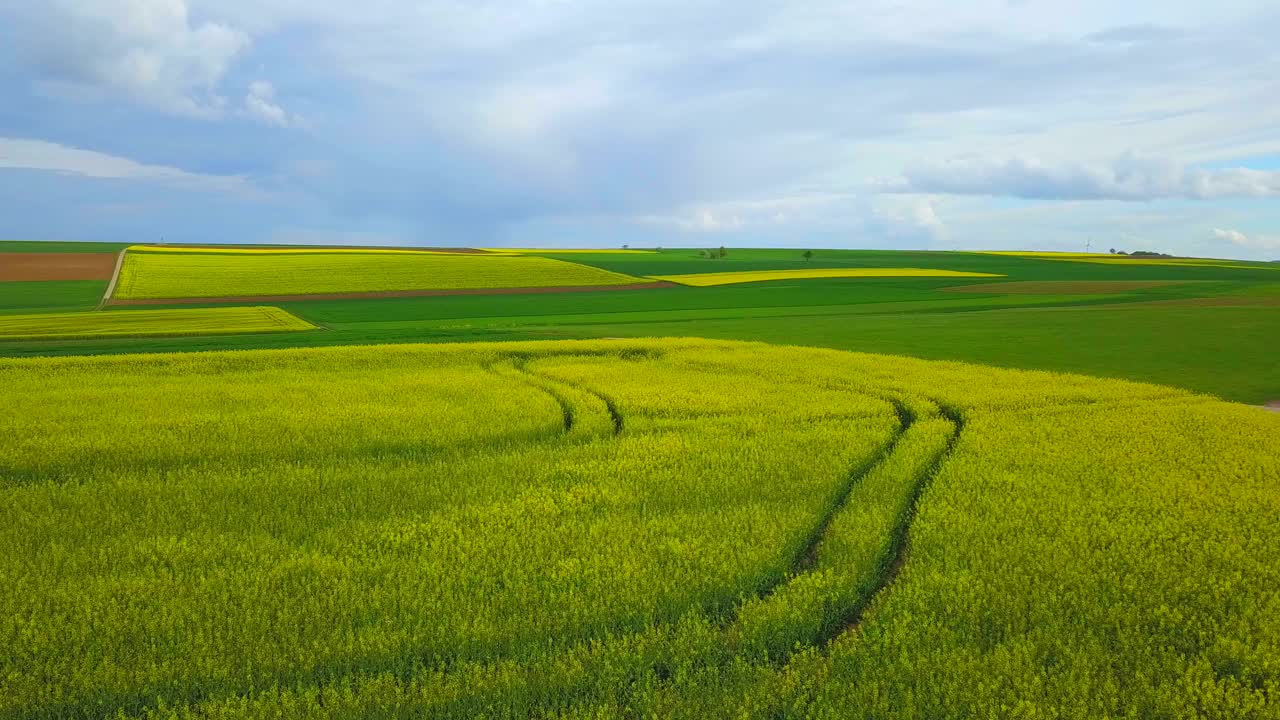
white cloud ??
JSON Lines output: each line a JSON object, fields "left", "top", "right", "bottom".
{"left": 11, "top": 0, "right": 251, "bottom": 117}
{"left": 2, "top": 1, "right": 1279, "bottom": 253}
{"left": 636, "top": 192, "right": 859, "bottom": 233}
{"left": 876, "top": 152, "right": 1280, "bottom": 201}
{"left": 1212, "top": 228, "right": 1280, "bottom": 251}
{"left": 243, "top": 80, "right": 289, "bottom": 127}
{"left": 873, "top": 197, "right": 949, "bottom": 242}
{"left": 0, "top": 137, "right": 252, "bottom": 193}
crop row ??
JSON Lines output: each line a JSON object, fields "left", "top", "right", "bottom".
{"left": 0, "top": 307, "right": 314, "bottom": 342}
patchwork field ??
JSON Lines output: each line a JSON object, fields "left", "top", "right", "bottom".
{"left": 0, "top": 306, "right": 315, "bottom": 341}
{"left": 2, "top": 242, "right": 1279, "bottom": 717}
{"left": 112, "top": 247, "right": 646, "bottom": 300}
{"left": 651, "top": 267, "right": 1002, "bottom": 286}
{"left": 1, "top": 339, "right": 1276, "bottom": 718}
{"left": 3, "top": 244, "right": 1277, "bottom": 404}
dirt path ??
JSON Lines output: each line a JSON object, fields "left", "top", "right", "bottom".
{"left": 1262, "top": 401, "right": 1280, "bottom": 413}
{"left": 0, "top": 252, "right": 118, "bottom": 281}
{"left": 105, "top": 281, "right": 677, "bottom": 305}
{"left": 97, "top": 250, "right": 127, "bottom": 309}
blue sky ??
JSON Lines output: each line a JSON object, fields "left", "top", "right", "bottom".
{"left": 1, "top": 1, "right": 1279, "bottom": 259}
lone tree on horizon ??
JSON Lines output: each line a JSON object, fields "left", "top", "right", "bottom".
{"left": 803, "top": 250, "right": 814, "bottom": 261}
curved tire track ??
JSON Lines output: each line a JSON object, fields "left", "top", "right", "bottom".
{"left": 813, "top": 404, "right": 962, "bottom": 648}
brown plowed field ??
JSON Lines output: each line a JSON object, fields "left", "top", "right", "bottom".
{"left": 105, "top": 281, "right": 678, "bottom": 305}
{"left": 0, "top": 253, "right": 118, "bottom": 281}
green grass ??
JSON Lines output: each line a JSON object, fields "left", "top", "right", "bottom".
{"left": 0, "top": 281, "right": 106, "bottom": 313}
{"left": 114, "top": 248, "right": 644, "bottom": 299}
{"left": 536, "top": 304, "right": 1280, "bottom": 404}
{"left": 0, "top": 306, "right": 317, "bottom": 341}
{"left": 0, "top": 240, "right": 128, "bottom": 253}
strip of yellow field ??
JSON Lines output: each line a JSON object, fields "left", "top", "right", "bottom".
{"left": 127, "top": 245, "right": 483, "bottom": 256}
{"left": 975, "top": 251, "right": 1113, "bottom": 258}
{"left": 1046, "top": 257, "right": 1273, "bottom": 271}
{"left": 0, "top": 307, "right": 316, "bottom": 341}
{"left": 651, "top": 268, "right": 1004, "bottom": 287}
{"left": 974, "top": 250, "right": 1274, "bottom": 270}
{"left": 115, "top": 248, "right": 647, "bottom": 299}
{"left": 480, "top": 248, "right": 658, "bottom": 254}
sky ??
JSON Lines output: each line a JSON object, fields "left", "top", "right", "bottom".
{"left": 1, "top": 1, "right": 1279, "bottom": 258}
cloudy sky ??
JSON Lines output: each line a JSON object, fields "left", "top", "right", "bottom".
{"left": 2, "top": 1, "right": 1278, "bottom": 258}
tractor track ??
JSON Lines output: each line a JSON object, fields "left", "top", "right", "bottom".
{"left": 70, "top": 370, "right": 957, "bottom": 720}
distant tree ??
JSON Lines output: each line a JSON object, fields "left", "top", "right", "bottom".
{"left": 1109, "top": 248, "right": 1116, "bottom": 254}
{"left": 699, "top": 249, "right": 709, "bottom": 258}
{"left": 803, "top": 250, "right": 814, "bottom": 262}
{"left": 718, "top": 246, "right": 728, "bottom": 259}
{"left": 622, "top": 244, "right": 629, "bottom": 250}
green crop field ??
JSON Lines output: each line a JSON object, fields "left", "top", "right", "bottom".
{"left": 0, "top": 307, "right": 316, "bottom": 341}
{"left": 0, "top": 240, "right": 129, "bottom": 253}
{"left": 113, "top": 247, "right": 645, "bottom": 300}
{"left": 1, "top": 339, "right": 1276, "bottom": 718}
{"left": 0, "top": 280, "right": 107, "bottom": 313}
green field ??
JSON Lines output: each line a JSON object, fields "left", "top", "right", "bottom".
{"left": 1, "top": 339, "right": 1276, "bottom": 718}
{"left": 0, "top": 306, "right": 316, "bottom": 340}
{"left": 0, "top": 280, "right": 106, "bottom": 312}
{"left": 0, "top": 240, "right": 129, "bottom": 253}
{"left": 113, "top": 247, "right": 645, "bottom": 300}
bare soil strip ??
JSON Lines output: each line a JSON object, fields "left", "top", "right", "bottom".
{"left": 1263, "top": 401, "right": 1280, "bottom": 414}
{"left": 105, "top": 281, "right": 678, "bottom": 305}
{"left": 0, "top": 253, "right": 118, "bottom": 281}
{"left": 97, "top": 250, "right": 127, "bottom": 309}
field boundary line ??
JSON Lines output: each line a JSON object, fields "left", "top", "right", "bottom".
{"left": 96, "top": 248, "right": 127, "bottom": 309}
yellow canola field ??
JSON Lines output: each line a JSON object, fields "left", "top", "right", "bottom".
{"left": 115, "top": 247, "right": 646, "bottom": 299}
{"left": 0, "top": 306, "right": 315, "bottom": 341}
{"left": 975, "top": 251, "right": 1112, "bottom": 258}
{"left": 975, "top": 250, "right": 1275, "bottom": 270}
{"left": 1, "top": 338, "right": 1276, "bottom": 719}
{"left": 1051, "top": 256, "right": 1273, "bottom": 270}
{"left": 652, "top": 267, "right": 1003, "bottom": 286}
{"left": 479, "top": 248, "right": 658, "bottom": 254}
{"left": 126, "top": 245, "right": 477, "bottom": 255}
